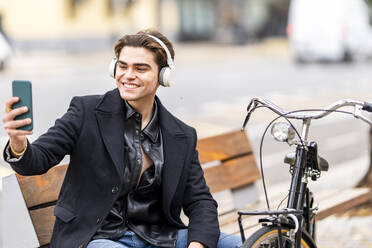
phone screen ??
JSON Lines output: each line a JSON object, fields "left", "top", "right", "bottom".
{"left": 12, "top": 80, "right": 33, "bottom": 131}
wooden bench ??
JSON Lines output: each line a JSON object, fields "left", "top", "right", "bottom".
{"left": 2, "top": 130, "right": 371, "bottom": 247}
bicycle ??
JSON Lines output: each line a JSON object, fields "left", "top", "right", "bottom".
{"left": 238, "top": 97, "right": 372, "bottom": 248}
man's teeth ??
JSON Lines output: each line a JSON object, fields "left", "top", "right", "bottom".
{"left": 124, "top": 83, "right": 139, "bottom": 88}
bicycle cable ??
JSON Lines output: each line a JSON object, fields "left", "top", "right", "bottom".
{"left": 277, "top": 194, "right": 289, "bottom": 210}
{"left": 257, "top": 108, "right": 306, "bottom": 210}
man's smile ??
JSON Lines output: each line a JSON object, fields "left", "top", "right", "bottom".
{"left": 123, "top": 82, "right": 140, "bottom": 89}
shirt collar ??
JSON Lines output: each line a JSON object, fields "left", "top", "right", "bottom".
{"left": 124, "top": 100, "right": 136, "bottom": 120}
{"left": 124, "top": 100, "right": 160, "bottom": 143}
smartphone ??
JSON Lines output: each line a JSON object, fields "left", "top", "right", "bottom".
{"left": 12, "top": 80, "right": 33, "bottom": 131}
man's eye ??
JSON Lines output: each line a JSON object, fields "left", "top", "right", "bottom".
{"left": 137, "top": 67, "right": 147, "bottom": 71}
{"left": 119, "top": 65, "right": 127, "bottom": 69}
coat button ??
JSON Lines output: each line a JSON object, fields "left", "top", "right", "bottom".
{"left": 111, "top": 186, "right": 119, "bottom": 194}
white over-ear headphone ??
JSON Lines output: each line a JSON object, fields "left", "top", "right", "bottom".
{"left": 109, "top": 34, "right": 175, "bottom": 87}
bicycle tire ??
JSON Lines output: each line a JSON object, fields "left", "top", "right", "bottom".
{"left": 242, "top": 226, "right": 316, "bottom": 248}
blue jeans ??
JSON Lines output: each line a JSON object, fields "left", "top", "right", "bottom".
{"left": 87, "top": 229, "right": 242, "bottom": 248}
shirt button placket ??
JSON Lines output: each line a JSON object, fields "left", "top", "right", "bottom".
{"left": 144, "top": 143, "right": 150, "bottom": 153}
{"left": 111, "top": 186, "right": 119, "bottom": 194}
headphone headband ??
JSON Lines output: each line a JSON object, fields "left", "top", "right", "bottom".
{"left": 146, "top": 34, "right": 174, "bottom": 69}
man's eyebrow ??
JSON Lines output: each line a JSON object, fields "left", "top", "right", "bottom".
{"left": 134, "top": 63, "right": 151, "bottom": 68}
{"left": 117, "top": 60, "right": 151, "bottom": 68}
{"left": 117, "top": 60, "right": 127, "bottom": 65}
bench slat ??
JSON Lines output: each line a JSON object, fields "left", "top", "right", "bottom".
{"left": 197, "top": 130, "right": 253, "bottom": 164}
{"left": 204, "top": 155, "right": 260, "bottom": 193}
{"left": 316, "top": 188, "right": 371, "bottom": 220}
{"left": 16, "top": 164, "right": 68, "bottom": 208}
{"left": 29, "top": 206, "right": 55, "bottom": 246}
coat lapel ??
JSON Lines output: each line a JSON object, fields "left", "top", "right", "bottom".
{"left": 95, "top": 89, "right": 126, "bottom": 179}
{"left": 157, "top": 98, "right": 188, "bottom": 210}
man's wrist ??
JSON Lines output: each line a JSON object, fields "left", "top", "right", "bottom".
{"left": 188, "top": 241, "right": 205, "bottom": 248}
{"left": 9, "top": 138, "right": 27, "bottom": 158}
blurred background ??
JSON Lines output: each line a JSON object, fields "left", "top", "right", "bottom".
{"left": 1, "top": 0, "right": 372, "bottom": 247}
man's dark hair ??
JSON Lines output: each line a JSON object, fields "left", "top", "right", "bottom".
{"left": 114, "top": 29, "right": 175, "bottom": 70}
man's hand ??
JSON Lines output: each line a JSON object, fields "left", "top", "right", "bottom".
{"left": 188, "top": 242, "right": 205, "bottom": 248}
{"left": 2, "top": 97, "right": 33, "bottom": 155}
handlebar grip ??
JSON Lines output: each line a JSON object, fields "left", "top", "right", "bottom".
{"left": 362, "top": 102, "right": 372, "bottom": 112}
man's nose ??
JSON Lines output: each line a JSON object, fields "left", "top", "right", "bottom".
{"left": 124, "top": 68, "right": 136, "bottom": 79}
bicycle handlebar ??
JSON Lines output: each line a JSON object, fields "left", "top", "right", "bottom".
{"left": 242, "top": 97, "right": 372, "bottom": 129}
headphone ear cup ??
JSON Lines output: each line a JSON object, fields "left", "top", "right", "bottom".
{"left": 159, "top": 67, "right": 172, "bottom": 87}
{"left": 109, "top": 58, "right": 117, "bottom": 78}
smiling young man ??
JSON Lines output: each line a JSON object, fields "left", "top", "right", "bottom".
{"left": 2, "top": 30, "right": 242, "bottom": 248}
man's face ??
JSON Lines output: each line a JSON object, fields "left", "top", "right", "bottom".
{"left": 115, "top": 46, "right": 159, "bottom": 103}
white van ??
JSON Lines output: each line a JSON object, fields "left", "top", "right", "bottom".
{"left": 287, "top": 0, "right": 372, "bottom": 62}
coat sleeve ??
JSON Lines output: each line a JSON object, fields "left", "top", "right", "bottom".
{"left": 3, "top": 96, "right": 84, "bottom": 175}
{"left": 182, "top": 128, "right": 220, "bottom": 248}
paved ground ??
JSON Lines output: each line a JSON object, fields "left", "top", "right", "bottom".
{"left": 317, "top": 214, "right": 372, "bottom": 248}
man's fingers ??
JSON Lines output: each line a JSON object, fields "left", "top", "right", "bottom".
{"left": 4, "top": 118, "right": 32, "bottom": 129}
{"left": 5, "top": 97, "right": 20, "bottom": 113}
{"left": 3, "top": 97, "right": 32, "bottom": 139}
{"left": 5, "top": 129, "right": 33, "bottom": 137}
{"left": 2, "top": 106, "right": 28, "bottom": 122}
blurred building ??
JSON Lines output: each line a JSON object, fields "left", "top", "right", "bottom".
{"left": 0, "top": 0, "right": 161, "bottom": 50}
{"left": 0, "top": 0, "right": 289, "bottom": 51}
{"left": 176, "top": 0, "right": 289, "bottom": 44}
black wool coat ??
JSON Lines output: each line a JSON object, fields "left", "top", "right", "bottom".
{"left": 6, "top": 89, "right": 220, "bottom": 248}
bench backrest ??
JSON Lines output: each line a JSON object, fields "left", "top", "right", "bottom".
{"left": 11, "top": 130, "right": 259, "bottom": 246}
{"left": 197, "top": 130, "right": 260, "bottom": 193}
{"left": 16, "top": 164, "right": 68, "bottom": 246}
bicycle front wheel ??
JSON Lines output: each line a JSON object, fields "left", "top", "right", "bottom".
{"left": 242, "top": 226, "right": 316, "bottom": 248}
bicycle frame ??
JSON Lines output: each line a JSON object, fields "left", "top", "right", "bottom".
{"left": 287, "top": 119, "right": 312, "bottom": 247}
